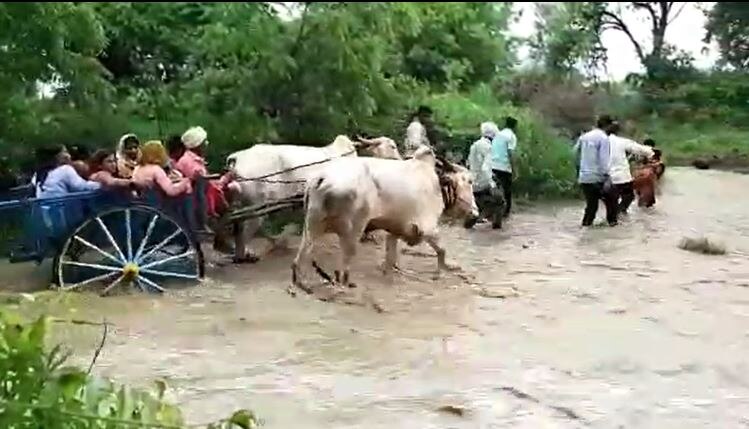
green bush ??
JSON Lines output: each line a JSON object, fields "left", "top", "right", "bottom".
{"left": 640, "top": 72, "right": 749, "bottom": 127}
{"left": 641, "top": 119, "right": 749, "bottom": 163}
{"left": 428, "top": 85, "right": 577, "bottom": 198}
{"left": 0, "top": 311, "right": 259, "bottom": 429}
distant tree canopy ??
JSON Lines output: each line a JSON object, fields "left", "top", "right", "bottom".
{"left": 91, "top": 2, "right": 514, "bottom": 142}
{"left": 706, "top": 2, "right": 749, "bottom": 70}
{"left": 0, "top": 2, "right": 747, "bottom": 173}
{"left": 531, "top": 2, "right": 695, "bottom": 79}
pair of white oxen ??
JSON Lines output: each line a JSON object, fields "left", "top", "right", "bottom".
{"left": 226, "top": 135, "right": 479, "bottom": 290}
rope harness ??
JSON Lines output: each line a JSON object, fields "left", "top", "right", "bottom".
{"left": 438, "top": 171, "right": 457, "bottom": 210}
{"left": 435, "top": 155, "right": 462, "bottom": 212}
{"left": 231, "top": 148, "right": 357, "bottom": 184}
{"left": 405, "top": 153, "right": 470, "bottom": 212}
{"left": 227, "top": 148, "right": 470, "bottom": 216}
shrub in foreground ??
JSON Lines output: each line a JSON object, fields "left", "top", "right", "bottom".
{"left": 0, "top": 312, "right": 259, "bottom": 429}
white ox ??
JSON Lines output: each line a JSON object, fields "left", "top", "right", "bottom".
{"left": 291, "top": 146, "right": 479, "bottom": 288}
{"left": 226, "top": 135, "right": 400, "bottom": 260}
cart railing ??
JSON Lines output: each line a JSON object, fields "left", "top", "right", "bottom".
{"left": 0, "top": 189, "right": 105, "bottom": 211}
{"left": 0, "top": 177, "right": 209, "bottom": 264}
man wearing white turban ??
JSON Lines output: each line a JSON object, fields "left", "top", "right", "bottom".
{"left": 464, "top": 121, "right": 505, "bottom": 230}
{"left": 175, "top": 126, "right": 210, "bottom": 180}
{"left": 175, "top": 126, "right": 240, "bottom": 256}
{"left": 181, "top": 126, "right": 208, "bottom": 151}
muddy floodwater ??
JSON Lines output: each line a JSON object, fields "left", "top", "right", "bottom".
{"left": 2, "top": 167, "right": 749, "bottom": 428}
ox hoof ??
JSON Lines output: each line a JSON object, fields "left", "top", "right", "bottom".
{"left": 360, "top": 233, "right": 380, "bottom": 245}
{"left": 379, "top": 263, "right": 397, "bottom": 275}
{"left": 321, "top": 281, "right": 347, "bottom": 293}
{"left": 233, "top": 254, "right": 260, "bottom": 264}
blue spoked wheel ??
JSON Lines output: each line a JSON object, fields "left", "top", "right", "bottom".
{"left": 53, "top": 205, "right": 204, "bottom": 295}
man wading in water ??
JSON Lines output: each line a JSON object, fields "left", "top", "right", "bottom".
{"left": 403, "top": 106, "right": 432, "bottom": 156}
{"left": 490, "top": 116, "right": 518, "bottom": 219}
{"left": 606, "top": 121, "right": 654, "bottom": 218}
{"left": 465, "top": 121, "right": 505, "bottom": 229}
{"left": 574, "top": 115, "right": 618, "bottom": 227}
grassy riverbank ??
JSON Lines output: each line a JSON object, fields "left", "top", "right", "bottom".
{"left": 645, "top": 121, "right": 749, "bottom": 168}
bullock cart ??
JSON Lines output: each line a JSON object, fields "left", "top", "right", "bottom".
{"left": 0, "top": 160, "right": 319, "bottom": 295}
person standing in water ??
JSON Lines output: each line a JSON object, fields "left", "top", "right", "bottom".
{"left": 574, "top": 115, "right": 617, "bottom": 227}
{"left": 403, "top": 106, "right": 432, "bottom": 156}
{"left": 465, "top": 121, "right": 505, "bottom": 229}
{"left": 642, "top": 138, "right": 665, "bottom": 178}
{"left": 606, "top": 121, "right": 654, "bottom": 217}
{"left": 490, "top": 116, "right": 518, "bottom": 219}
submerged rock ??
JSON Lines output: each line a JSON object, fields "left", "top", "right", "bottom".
{"left": 475, "top": 286, "right": 519, "bottom": 299}
{"left": 436, "top": 405, "right": 468, "bottom": 417}
{"left": 678, "top": 236, "right": 727, "bottom": 255}
{"left": 692, "top": 159, "right": 711, "bottom": 170}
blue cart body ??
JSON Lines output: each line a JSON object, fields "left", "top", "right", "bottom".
{"left": 0, "top": 179, "right": 208, "bottom": 292}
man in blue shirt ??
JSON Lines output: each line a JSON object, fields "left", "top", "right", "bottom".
{"left": 574, "top": 115, "right": 617, "bottom": 227}
{"left": 491, "top": 116, "right": 518, "bottom": 218}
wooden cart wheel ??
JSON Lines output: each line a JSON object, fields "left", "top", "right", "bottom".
{"left": 53, "top": 205, "right": 204, "bottom": 294}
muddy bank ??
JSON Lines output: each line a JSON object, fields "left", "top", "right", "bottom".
{"left": 1, "top": 167, "right": 749, "bottom": 428}
{"left": 670, "top": 153, "right": 749, "bottom": 174}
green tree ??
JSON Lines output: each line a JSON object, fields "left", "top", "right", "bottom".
{"left": 93, "top": 2, "right": 218, "bottom": 88}
{"left": 705, "top": 2, "right": 749, "bottom": 70}
{"left": 0, "top": 3, "right": 109, "bottom": 151}
{"left": 530, "top": 2, "right": 607, "bottom": 78}
{"left": 0, "top": 3, "right": 106, "bottom": 92}
{"left": 533, "top": 2, "right": 691, "bottom": 76}
{"left": 599, "top": 2, "right": 688, "bottom": 68}
{"left": 396, "top": 2, "right": 513, "bottom": 89}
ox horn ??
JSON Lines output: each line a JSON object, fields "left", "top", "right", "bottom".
{"left": 435, "top": 155, "right": 456, "bottom": 173}
{"left": 355, "top": 135, "right": 379, "bottom": 147}
{"left": 226, "top": 157, "right": 237, "bottom": 171}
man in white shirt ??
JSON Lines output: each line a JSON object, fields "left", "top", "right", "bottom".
{"left": 607, "top": 122, "right": 654, "bottom": 215}
{"left": 464, "top": 121, "right": 505, "bottom": 229}
{"left": 404, "top": 106, "right": 432, "bottom": 156}
{"left": 490, "top": 116, "right": 518, "bottom": 218}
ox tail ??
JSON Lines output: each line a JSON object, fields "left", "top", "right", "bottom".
{"left": 309, "top": 176, "right": 356, "bottom": 215}
{"left": 323, "top": 188, "right": 356, "bottom": 214}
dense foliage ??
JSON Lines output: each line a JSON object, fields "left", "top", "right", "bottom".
{"left": 0, "top": 2, "right": 580, "bottom": 194}
{"left": 0, "top": 2, "right": 747, "bottom": 197}
{"left": 706, "top": 2, "right": 749, "bottom": 71}
{"left": 0, "top": 311, "right": 258, "bottom": 428}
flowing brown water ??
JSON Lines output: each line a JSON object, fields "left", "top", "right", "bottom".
{"left": 2, "top": 167, "right": 749, "bottom": 428}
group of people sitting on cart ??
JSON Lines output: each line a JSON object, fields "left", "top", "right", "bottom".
{"left": 29, "top": 126, "right": 240, "bottom": 252}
